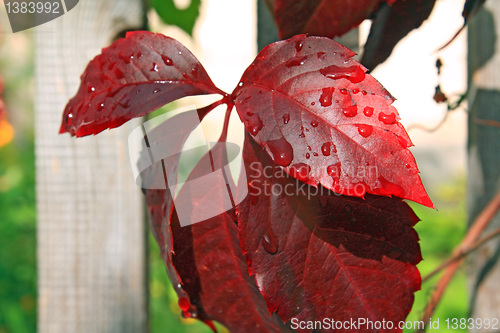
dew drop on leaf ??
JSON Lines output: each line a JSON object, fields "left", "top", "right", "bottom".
{"left": 311, "top": 120, "right": 319, "bottom": 127}
{"left": 151, "top": 63, "right": 159, "bottom": 72}
{"left": 379, "top": 112, "right": 397, "bottom": 125}
{"left": 343, "top": 105, "right": 357, "bottom": 117}
{"left": 286, "top": 55, "right": 307, "bottom": 68}
{"left": 319, "top": 87, "right": 334, "bottom": 107}
{"left": 66, "top": 113, "right": 73, "bottom": 126}
{"left": 283, "top": 113, "right": 290, "bottom": 124}
{"left": 317, "top": 52, "right": 326, "bottom": 60}
{"left": 289, "top": 163, "right": 311, "bottom": 182}
{"left": 363, "top": 106, "right": 374, "bottom": 117}
{"left": 267, "top": 137, "right": 294, "bottom": 167}
{"left": 178, "top": 297, "right": 191, "bottom": 312}
{"left": 87, "top": 85, "right": 96, "bottom": 93}
{"left": 339, "top": 88, "right": 348, "bottom": 95}
{"left": 153, "top": 88, "right": 160, "bottom": 94}
{"left": 319, "top": 65, "right": 365, "bottom": 83}
{"left": 306, "top": 153, "right": 310, "bottom": 159}
{"left": 321, "top": 142, "right": 334, "bottom": 156}
{"left": 114, "top": 68, "right": 124, "bottom": 79}
{"left": 96, "top": 102, "right": 104, "bottom": 111}
{"left": 357, "top": 124, "right": 373, "bottom": 138}
{"left": 262, "top": 230, "right": 279, "bottom": 254}
{"left": 161, "top": 55, "right": 174, "bottom": 66}
{"left": 247, "top": 116, "right": 264, "bottom": 136}
{"left": 295, "top": 40, "right": 304, "bottom": 52}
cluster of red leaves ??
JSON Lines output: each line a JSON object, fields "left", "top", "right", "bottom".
{"left": 61, "top": 32, "right": 431, "bottom": 332}
{"left": 269, "top": 0, "right": 486, "bottom": 70}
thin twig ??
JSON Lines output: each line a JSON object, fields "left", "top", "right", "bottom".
{"left": 473, "top": 117, "right": 500, "bottom": 128}
{"left": 416, "top": 189, "right": 500, "bottom": 333}
{"left": 423, "top": 226, "right": 500, "bottom": 283}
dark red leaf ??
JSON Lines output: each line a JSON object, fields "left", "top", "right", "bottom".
{"left": 60, "top": 31, "right": 225, "bottom": 137}
{"left": 142, "top": 115, "right": 289, "bottom": 331}
{"left": 237, "top": 133, "right": 421, "bottom": 332}
{"left": 168, "top": 143, "right": 289, "bottom": 332}
{"left": 233, "top": 34, "right": 433, "bottom": 207}
{"left": 361, "top": 0, "right": 437, "bottom": 70}
{"left": 274, "top": 0, "right": 395, "bottom": 39}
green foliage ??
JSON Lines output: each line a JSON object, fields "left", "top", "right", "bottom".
{"left": 0, "top": 140, "right": 37, "bottom": 333}
{"left": 405, "top": 176, "right": 468, "bottom": 333}
{"left": 151, "top": 0, "right": 201, "bottom": 36}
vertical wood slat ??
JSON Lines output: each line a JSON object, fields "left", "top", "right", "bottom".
{"left": 467, "top": 1, "right": 500, "bottom": 329}
{"left": 35, "top": 1, "right": 147, "bottom": 332}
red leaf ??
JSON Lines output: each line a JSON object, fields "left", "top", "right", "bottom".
{"left": 233, "top": 34, "right": 433, "bottom": 207}
{"left": 167, "top": 143, "right": 289, "bottom": 332}
{"left": 237, "top": 133, "right": 421, "bottom": 332}
{"left": 274, "top": 0, "right": 395, "bottom": 39}
{"left": 142, "top": 115, "right": 288, "bottom": 331}
{"left": 60, "top": 31, "right": 224, "bottom": 137}
{"left": 361, "top": 0, "right": 437, "bottom": 70}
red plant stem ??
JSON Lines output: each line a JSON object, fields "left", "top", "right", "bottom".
{"left": 218, "top": 104, "right": 233, "bottom": 143}
{"left": 416, "top": 189, "right": 500, "bottom": 333}
{"left": 423, "top": 226, "right": 500, "bottom": 283}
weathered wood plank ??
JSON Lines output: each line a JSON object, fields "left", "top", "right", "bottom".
{"left": 35, "top": 1, "right": 147, "bottom": 332}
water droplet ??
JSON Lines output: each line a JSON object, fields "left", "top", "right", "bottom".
{"left": 151, "top": 63, "right": 159, "bottom": 72}
{"left": 317, "top": 52, "right": 326, "bottom": 60}
{"left": 262, "top": 230, "right": 279, "bottom": 254}
{"left": 118, "top": 52, "right": 131, "bottom": 64}
{"left": 289, "top": 163, "right": 311, "bottom": 182}
{"left": 137, "top": 51, "right": 142, "bottom": 58}
{"left": 246, "top": 111, "right": 255, "bottom": 117}
{"left": 246, "top": 116, "right": 264, "bottom": 136}
{"left": 352, "top": 88, "right": 359, "bottom": 94}
{"left": 305, "top": 153, "right": 310, "bottom": 159}
{"left": 178, "top": 297, "right": 190, "bottom": 312}
{"left": 363, "top": 106, "right": 374, "bottom": 117}
{"left": 405, "top": 163, "right": 411, "bottom": 169}
{"left": 161, "top": 55, "right": 173, "bottom": 66}
{"left": 178, "top": 51, "right": 182, "bottom": 55}
{"left": 378, "top": 112, "right": 397, "bottom": 125}
{"left": 311, "top": 102, "right": 315, "bottom": 106}
{"left": 313, "top": 152, "right": 318, "bottom": 157}
{"left": 311, "top": 120, "right": 319, "bottom": 127}
{"left": 357, "top": 124, "right": 373, "bottom": 137}
{"left": 285, "top": 55, "right": 307, "bottom": 68}
{"left": 135, "top": 89, "right": 140, "bottom": 94}
{"left": 319, "top": 87, "right": 334, "bottom": 107}
{"left": 66, "top": 113, "right": 73, "bottom": 126}
{"left": 267, "top": 137, "right": 294, "bottom": 167}
{"left": 321, "top": 142, "right": 335, "bottom": 156}
{"left": 343, "top": 105, "right": 357, "bottom": 117}
{"left": 299, "top": 132, "right": 306, "bottom": 138}
{"left": 176, "top": 283, "right": 182, "bottom": 290}
{"left": 362, "top": 90, "right": 367, "bottom": 95}
{"left": 319, "top": 65, "right": 366, "bottom": 83}
{"left": 119, "top": 96, "right": 131, "bottom": 108}
{"left": 307, "top": 146, "right": 312, "bottom": 151}
{"left": 295, "top": 40, "right": 304, "bottom": 52}
{"left": 238, "top": 82, "right": 243, "bottom": 87}
{"left": 87, "top": 85, "right": 96, "bottom": 93}
{"left": 182, "top": 310, "right": 192, "bottom": 318}
{"left": 283, "top": 113, "right": 290, "bottom": 124}
{"left": 327, "top": 163, "right": 341, "bottom": 179}
{"left": 96, "top": 102, "right": 104, "bottom": 111}
{"left": 339, "top": 88, "right": 348, "bottom": 95}
{"left": 153, "top": 88, "right": 160, "bottom": 94}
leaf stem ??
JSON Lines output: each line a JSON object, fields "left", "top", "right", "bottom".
{"left": 416, "top": 189, "right": 500, "bottom": 333}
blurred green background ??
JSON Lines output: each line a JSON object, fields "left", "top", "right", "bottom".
{"left": 0, "top": 8, "right": 471, "bottom": 333}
